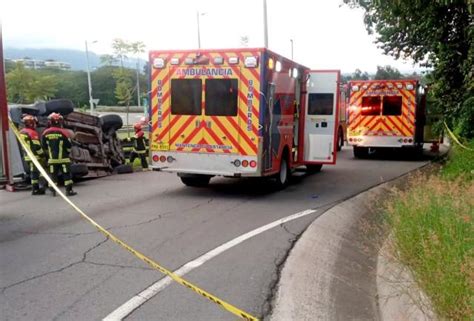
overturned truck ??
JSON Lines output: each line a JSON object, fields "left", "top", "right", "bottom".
{"left": 9, "top": 99, "right": 132, "bottom": 180}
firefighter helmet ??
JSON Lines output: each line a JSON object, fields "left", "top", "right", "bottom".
{"left": 134, "top": 123, "right": 142, "bottom": 132}
{"left": 22, "top": 114, "right": 38, "bottom": 128}
{"left": 48, "top": 112, "right": 64, "bottom": 126}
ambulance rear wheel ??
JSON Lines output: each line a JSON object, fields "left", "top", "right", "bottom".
{"left": 275, "top": 157, "right": 290, "bottom": 189}
{"left": 180, "top": 175, "right": 211, "bottom": 187}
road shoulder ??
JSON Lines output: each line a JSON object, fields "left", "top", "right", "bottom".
{"left": 269, "top": 168, "right": 436, "bottom": 321}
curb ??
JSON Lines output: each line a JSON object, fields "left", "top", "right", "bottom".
{"left": 269, "top": 168, "right": 436, "bottom": 321}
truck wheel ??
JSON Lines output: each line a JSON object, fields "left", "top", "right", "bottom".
{"left": 180, "top": 176, "right": 211, "bottom": 187}
{"left": 100, "top": 114, "right": 123, "bottom": 131}
{"left": 45, "top": 99, "right": 74, "bottom": 116}
{"left": 274, "top": 157, "right": 290, "bottom": 189}
{"left": 306, "top": 164, "right": 323, "bottom": 173}
{"left": 337, "top": 127, "right": 344, "bottom": 152}
{"left": 70, "top": 163, "right": 89, "bottom": 178}
{"left": 353, "top": 146, "right": 369, "bottom": 159}
{"left": 115, "top": 164, "right": 133, "bottom": 174}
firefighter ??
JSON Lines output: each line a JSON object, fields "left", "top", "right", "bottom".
{"left": 130, "top": 123, "right": 148, "bottom": 169}
{"left": 19, "top": 115, "right": 45, "bottom": 195}
{"left": 41, "top": 113, "right": 77, "bottom": 196}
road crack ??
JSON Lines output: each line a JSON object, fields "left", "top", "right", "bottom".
{"left": 1, "top": 236, "right": 108, "bottom": 294}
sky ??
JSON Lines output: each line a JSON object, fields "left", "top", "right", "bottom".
{"left": 1, "top": 0, "right": 422, "bottom": 74}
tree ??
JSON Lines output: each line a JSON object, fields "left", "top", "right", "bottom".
{"left": 6, "top": 63, "right": 58, "bottom": 103}
{"left": 6, "top": 63, "right": 33, "bottom": 103}
{"left": 342, "top": 68, "right": 370, "bottom": 82}
{"left": 129, "top": 41, "right": 146, "bottom": 106}
{"left": 111, "top": 38, "right": 131, "bottom": 68}
{"left": 100, "top": 54, "right": 118, "bottom": 66}
{"left": 343, "top": 0, "right": 473, "bottom": 137}
{"left": 374, "top": 65, "right": 403, "bottom": 80}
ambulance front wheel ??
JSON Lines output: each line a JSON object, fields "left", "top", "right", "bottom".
{"left": 274, "top": 156, "right": 291, "bottom": 189}
{"left": 180, "top": 175, "right": 211, "bottom": 187}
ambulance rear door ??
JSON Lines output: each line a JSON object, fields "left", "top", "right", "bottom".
{"left": 302, "top": 70, "right": 340, "bottom": 164}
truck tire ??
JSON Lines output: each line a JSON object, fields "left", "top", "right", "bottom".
{"left": 115, "top": 164, "right": 133, "bottom": 174}
{"left": 274, "top": 156, "right": 290, "bottom": 189}
{"left": 337, "top": 127, "right": 344, "bottom": 152}
{"left": 353, "top": 146, "right": 369, "bottom": 159}
{"left": 45, "top": 99, "right": 74, "bottom": 116}
{"left": 70, "top": 163, "right": 89, "bottom": 178}
{"left": 100, "top": 114, "right": 123, "bottom": 131}
{"left": 306, "top": 164, "right": 323, "bottom": 173}
{"left": 180, "top": 175, "right": 211, "bottom": 187}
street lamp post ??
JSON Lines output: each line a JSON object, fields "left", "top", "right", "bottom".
{"left": 85, "top": 40, "right": 97, "bottom": 115}
{"left": 263, "top": 0, "right": 268, "bottom": 48}
{"left": 196, "top": 11, "right": 206, "bottom": 49}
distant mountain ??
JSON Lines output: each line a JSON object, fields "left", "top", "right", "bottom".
{"left": 4, "top": 47, "right": 147, "bottom": 71}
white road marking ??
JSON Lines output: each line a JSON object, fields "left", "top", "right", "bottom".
{"left": 103, "top": 208, "right": 317, "bottom": 321}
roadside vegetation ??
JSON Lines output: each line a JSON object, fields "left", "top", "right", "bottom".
{"left": 384, "top": 141, "right": 474, "bottom": 320}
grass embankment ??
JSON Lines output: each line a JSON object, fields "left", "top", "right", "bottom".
{"left": 384, "top": 141, "right": 474, "bottom": 320}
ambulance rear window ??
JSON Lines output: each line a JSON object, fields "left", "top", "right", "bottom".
{"left": 171, "top": 79, "right": 202, "bottom": 115}
{"left": 308, "top": 93, "right": 334, "bottom": 115}
{"left": 361, "top": 96, "right": 381, "bottom": 116}
{"left": 382, "top": 96, "right": 402, "bottom": 116}
{"left": 205, "top": 79, "right": 238, "bottom": 116}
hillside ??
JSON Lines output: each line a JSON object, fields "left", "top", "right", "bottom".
{"left": 4, "top": 47, "right": 146, "bottom": 71}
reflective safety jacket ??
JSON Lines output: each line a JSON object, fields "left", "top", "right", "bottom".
{"left": 41, "top": 127, "right": 73, "bottom": 164}
{"left": 19, "top": 128, "right": 44, "bottom": 161}
{"left": 133, "top": 131, "right": 147, "bottom": 154}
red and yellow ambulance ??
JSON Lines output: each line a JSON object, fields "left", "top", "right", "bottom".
{"left": 148, "top": 48, "right": 339, "bottom": 187}
{"left": 347, "top": 79, "right": 426, "bottom": 158}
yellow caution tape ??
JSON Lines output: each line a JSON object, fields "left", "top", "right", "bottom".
{"left": 9, "top": 119, "right": 259, "bottom": 321}
{"left": 444, "top": 121, "right": 474, "bottom": 151}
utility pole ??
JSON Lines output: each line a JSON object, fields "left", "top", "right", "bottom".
{"left": 85, "top": 40, "right": 96, "bottom": 115}
{"left": 0, "top": 23, "right": 13, "bottom": 188}
{"left": 290, "top": 39, "right": 294, "bottom": 60}
{"left": 136, "top": 59, "right": 141, "bottom": 107}
{"left": 197, "top": 11, "right": 202, "bottom": 49}
{"left": 263, "top": 0, "right": 268, "bottom": 48}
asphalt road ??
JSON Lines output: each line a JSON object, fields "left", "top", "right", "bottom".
{"left": 0, "top": 147, "right": 428, "bottom": 321}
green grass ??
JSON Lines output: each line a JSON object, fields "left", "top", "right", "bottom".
{"left": 441, "top": 140, "right": 474, "bottom": 181}
{"left": 384, "top": 142, "right": 474, "bottom": 320}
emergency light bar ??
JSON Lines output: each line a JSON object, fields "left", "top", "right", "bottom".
{"left": 170, "top": 58, "right": 180, "bottom": 65}
{"left": 213, "top": 57, "right": 224, "bottom": 65}
{"left": 406, "top": 84, "right": 414, "bottom": 90}
{"left": 244, "top": 56, "right": 258, "bottom": 68}
{"left": 228, "top": 57, "right": 239, "bottom": 65}
{"left": 185, "top": 57, "right": 194, "bottom": 65}
{"left": 153, "top": 58, "right": 166, "bottom": 69}
{"left": 275, "top": 61, "right": 282, "bottom": 72}
{"left": 397, "top": 84, "right": 403, "bottom": 89}
{"left": 292, "top": 68, "right": 298, "bottom": 78}
{"left": 352, "top": 85, "right": 359, "bottom": 91}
